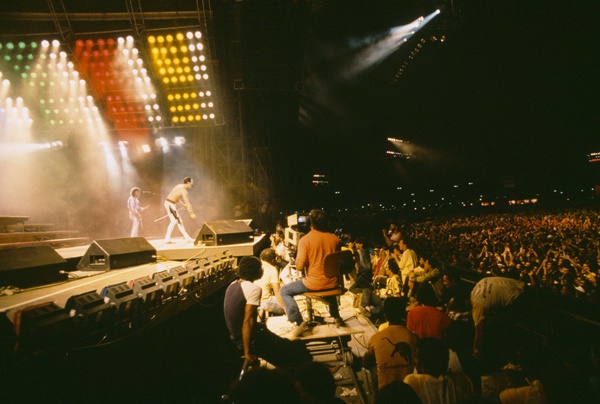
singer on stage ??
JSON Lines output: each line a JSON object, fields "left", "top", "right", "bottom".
{"left": 127, "top": 187, "right": 144, "bottom": 237}
{"left": 164, "top": 177, "right": 197, "bottom": 243}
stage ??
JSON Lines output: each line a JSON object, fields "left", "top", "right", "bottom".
{"left": 55, "top": 233, "right": 269, "bottom": 263}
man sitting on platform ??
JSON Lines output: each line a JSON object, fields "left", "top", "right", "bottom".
{"left": 224, "top": 256, "right": 312, "bottom": 370}
{"left": 280, "top": 209, "right": 345, "bottom": 339}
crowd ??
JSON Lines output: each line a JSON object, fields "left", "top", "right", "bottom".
{"left": 224, "top": 208, "right": 600, "bottom": 403}
{"left": 405, "top": 209, "right": 599, "bottom": 302}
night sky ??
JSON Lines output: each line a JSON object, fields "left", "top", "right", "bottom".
{"left": 256, "top": 0, "right": 599, "bottom": 207}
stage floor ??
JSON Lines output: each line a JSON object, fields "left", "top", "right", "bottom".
{"left": 55, "top": 234, "right": 268, "bottom": 262}
{"left": 0, "top": 234, "right": 268, "bottom": 324}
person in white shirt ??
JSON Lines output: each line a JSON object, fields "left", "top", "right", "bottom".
{"left": 398, "top": 239, "right": 418, "bottom": 295}
{"left": 255, "top": 248, "right": 285, "bottom": 316}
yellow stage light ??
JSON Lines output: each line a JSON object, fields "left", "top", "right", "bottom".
{"left": 176, "top": 33, "right": 184, "bottom": 41}
{"left": 174, "top": 93, "right": 181, "bottom": 100}
{"left": 157, "top": 36, "right": 164, "bottom": 43}
{"left": 193, "top": 103, "right": 199, "bottom": 109}
{"left": 171, "top": 76, "right": 178, "bottom": 83}
{"left": 179, "top": 75, "right": 186, "bottom": 82}
{"left": 167, "top": 94, "right": 174, "bottom": 101}
{"left": 170, "top": 106, "right": 176, "bottom": 112}
{"left": 180, "top": 46, "right": 187, "bottom": 53}
{"left": 170, "top": 46, "right": 177, "bottom": 54}
{"left": 148, "top": 36, "right": 156, "bottom": 44}
{"left": 166, "top": 35, "right": 174, "bottom": 42}
{"left": 177, "top": 105, "right": 183, "bottom": 111}
{"left": 173, "top": 116, "right": 179, "bottom": 122}
{"left": 183, "top": 93, "right": 189, "bottom": 99}
{"left": 163, "top": 77, "right": 169, "bottom": 84}
{"left": 184, "top": 104, "right": 191, "bottom": 110}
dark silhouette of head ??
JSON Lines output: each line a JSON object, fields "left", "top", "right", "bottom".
{"left": 308, "top": 209, "right": 329, "bottom": 231}
{"left": 237, "top": 256, "right": 263, "bottom": 282}
{"left": 384, "top": 296, "right": 408, "bottom": 325}
{"left": 416, "top": 338, "right": 449, "bottom": 378}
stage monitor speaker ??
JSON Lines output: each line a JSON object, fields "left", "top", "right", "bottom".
{"left": 13, "top": 301, "right": 74, "bottom": 352}
{"left": 0, "top": 246, "right": 68, "bottom": 288}
{"left": 77, "top": 237, "right": 156, "bottom": 271}
{"left": 100, "top": 282, "right": 142, "bottom": 321}
{"left": 196, "top": 220, "right": 254, "bottom": 246}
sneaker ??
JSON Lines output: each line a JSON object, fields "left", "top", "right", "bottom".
{"left": 334, "top": 317, "right": 346, "bottom": 327}
{"left": 289, "top": 321, "right": 309, "bottom": 339}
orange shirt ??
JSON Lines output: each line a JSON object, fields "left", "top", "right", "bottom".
{"left": 296, "top": 229, "right": 340, "bottom": 290}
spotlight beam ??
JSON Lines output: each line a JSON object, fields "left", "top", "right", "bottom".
{"left": 339, "top": 10, "right": 441, "bottom": 80}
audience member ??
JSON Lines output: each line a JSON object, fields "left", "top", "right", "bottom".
{"left": 363, "top": 297, "right": 418, "bottom": 392}
{"left": 295, "top": 361, "right": 344, "bottom": 404}
{"left": 225, "top": 367, "right": 302, "bottom": 404}
{"left": 255, "top": 248, "right": 285, "bottom": 317}
{"left": 375, "top": 380, "right": 422, "bottom": 404}
{"left": 381, "top": 222, "right": 402, "bottom": 247}
{"left": 413, "top": 255, "right": 444, "bottom": 304}
{"left": 223, "top": 256, "right": 311, "bottom": 370}
{"left": 404, "top": 338, "right": 474, "bottom": 403}
{"left": 406, "top": 282, "right": 452, "bottom": 340}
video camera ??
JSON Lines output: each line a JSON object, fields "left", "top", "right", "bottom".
{"left": 283, "top": 213, "right": 309, "bottom": 251}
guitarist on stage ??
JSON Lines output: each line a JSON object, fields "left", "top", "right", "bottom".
{"left": 127, "top": 187, "right": 148, "bottom": 237}
{"left": 164, "top": 177, "right": 197, "bottom": 243}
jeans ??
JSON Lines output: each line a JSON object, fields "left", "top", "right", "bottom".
{"left": 280, "top": 279, "right": 340, "bottom": 325}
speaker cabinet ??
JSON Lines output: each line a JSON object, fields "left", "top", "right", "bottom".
{"left": 0, "top": 246, "right": 68, "bottom": 288}
{"left": 77, "top": 237, "right": 156, "bottom": 271}
{"left": 130, "top": 276, "right": 164, "bottom": 310}
{"left": 13, "top": 301, "right": 74, "bottom": 352}
{"left": 196, "top": 220, "right": 254, "bottom": 246}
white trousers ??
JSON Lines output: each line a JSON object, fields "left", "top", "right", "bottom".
{"left": 130, "top": 216, "right": 141, "bottom": 237}
{"left": 164, "top": 200, "right": 191, "bottom": 241}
